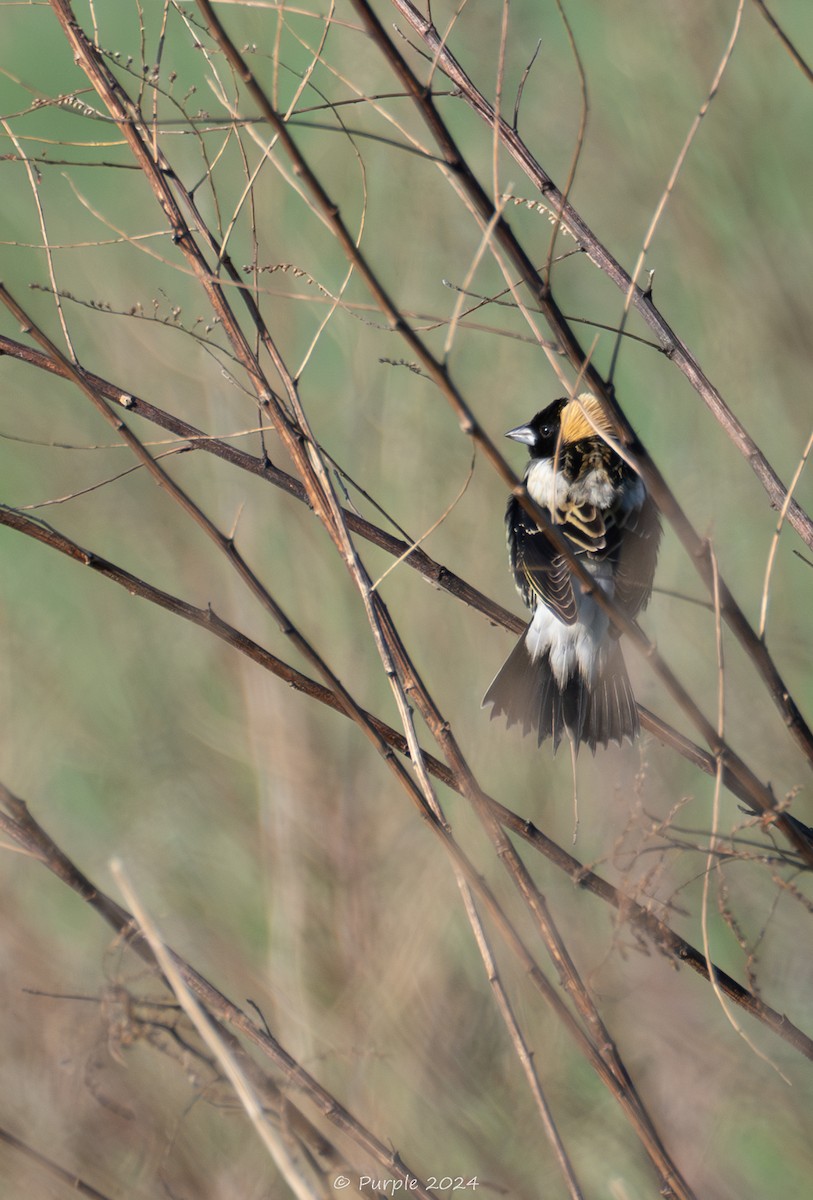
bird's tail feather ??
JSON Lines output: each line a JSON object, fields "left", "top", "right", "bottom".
{"left": 587, "top": 643, "right": 639, "bottom": 749}
{"left": 483, "top": 633, "right": 638, "bottom": 753}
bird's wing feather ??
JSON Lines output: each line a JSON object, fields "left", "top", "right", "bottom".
{"left": 554, "top": 499, "right": 607, "bottom": 553}
{"left": 507, "top": 497, "right": 578, "bottom": 625}
{"left": 613, "top": 493, "right": 661, "bottom": 620}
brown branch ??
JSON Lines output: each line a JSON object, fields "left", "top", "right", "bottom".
{"left": 750, "top": 0, "right": 813, "bottom": 83}
{"left": 0, "top": 1125, "right": 113, "bottom": 1200}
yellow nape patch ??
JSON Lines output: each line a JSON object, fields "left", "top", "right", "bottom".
{"left": 560, "top": 393, "right": 614, "bottom": 444}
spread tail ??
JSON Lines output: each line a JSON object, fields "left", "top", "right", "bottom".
{"left": 482, "top": 632, "right": 638, "bottom": 753}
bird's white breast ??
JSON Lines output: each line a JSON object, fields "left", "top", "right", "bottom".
{"left": 525, "top": 458, "right": 568, "bottom": 512}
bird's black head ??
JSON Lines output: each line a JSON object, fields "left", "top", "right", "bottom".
{"left": 505, "top": 397, "right": 567, "bottom": 458}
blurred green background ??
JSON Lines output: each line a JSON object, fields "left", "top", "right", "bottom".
{"left": 0, "top": 1, "right": 812, "bottom": 1196}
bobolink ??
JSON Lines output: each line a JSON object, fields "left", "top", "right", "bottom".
{"left": 483, "top": 393, "right": 660, "bottom": 753}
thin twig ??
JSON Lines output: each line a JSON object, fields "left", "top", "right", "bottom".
{"left": 460, "top": 885, "right": 585, "bottom": 1200}
{"left": 759, "top": 425, "right": 813, "bottom": 637}
{"left": 0, "top": 1126, "right": 113, "bottom": 1200}
{"left": 111, "top": 861, "right": 324, "bottom": 1200}
{"left": 607, "top": 0, "right": 745, "bottom": 385}
{"left": 701, "top": 549, "right": 789, "bottom": 1081}
{"left": 1, "top": 119, "right": 76, "bottom": 359}
{"left": 750, "top": 0, "right": 813, "bottom": 83}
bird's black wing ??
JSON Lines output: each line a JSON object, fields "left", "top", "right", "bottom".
{"left": 612, "top": 492, "right": 661, "bottom": 620}
{"left": 506, "top": 496, "right": 578, "bottom": 625}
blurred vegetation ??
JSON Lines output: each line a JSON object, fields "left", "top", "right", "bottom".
{"left": 0, "top": 1, "right": 812, "bottom": 1197}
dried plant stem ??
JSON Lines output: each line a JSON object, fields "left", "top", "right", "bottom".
{"left": 111, "top": 861, "right": 326, "bottom": 1200}
{"left": 607, "top": 0, "right": 744, "bottom": 384}
{"left": 759, "top": 426, "right": 813, "bottom": 637}
{"left": 0, "top": 1125, "right": 112, "bottom": 1200}
{"left": 1, "top": 120, "right": 76, "bottom": 360}
{"left": 701, "top": 550, "right": 788, "bottom": 1080}
{"left": 1, "top": 7, "right": 806, "bottom": 1195}
{"left": 459, "top": 885, "right": 585, "bottom": 1200}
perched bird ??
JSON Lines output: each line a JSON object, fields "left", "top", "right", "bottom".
{"left": 483, "top": 393, "right": 660, "bottom": 753}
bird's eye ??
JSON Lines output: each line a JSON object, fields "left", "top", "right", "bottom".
{"left": 539, "top": 424, "right": 555, "bottom": 439}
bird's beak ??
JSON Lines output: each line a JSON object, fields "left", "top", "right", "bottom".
{"left": 504, "top": 423, "right": 536, "bottom": 445}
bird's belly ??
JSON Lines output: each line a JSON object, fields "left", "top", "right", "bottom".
{"left": 525, "top": 587, "right": 611, "bottom": 685}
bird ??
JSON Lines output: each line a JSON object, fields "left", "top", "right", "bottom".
{"left": 482, "top": 393, "right": 661, "bottom": 753}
